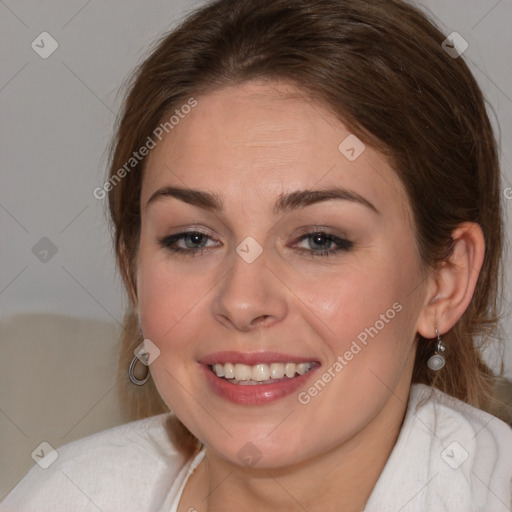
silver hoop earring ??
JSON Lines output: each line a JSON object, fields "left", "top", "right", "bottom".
{"left": 129, "top": 354, "right": 150, "bottom": 386}
{"left": 427, "top": 327, "right": 446, "bottom": 371}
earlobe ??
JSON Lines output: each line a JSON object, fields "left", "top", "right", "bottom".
{"left": 417, "top": 222, "right": 485, "bottom": 338}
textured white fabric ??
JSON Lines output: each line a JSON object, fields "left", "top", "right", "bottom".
{"left": 1, "top": 383, "right": 511, "bottom": 512}
{"left": 364, "top": 384, "right": 512, "bottom": 511}
{"left": 0, "top": 414, "right": 205, "bottom": 512}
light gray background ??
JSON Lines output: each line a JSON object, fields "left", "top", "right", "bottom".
{"left": 1, "top": 0, "right": 511, "bottom": 456}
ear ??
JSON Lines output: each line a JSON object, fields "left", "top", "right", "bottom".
{"left": 416, "top": 222, "right": 485, "bottom": 338}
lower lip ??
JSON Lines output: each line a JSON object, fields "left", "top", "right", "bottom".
{"left": 200, "top": 364, "right": 320, "bottom": 405}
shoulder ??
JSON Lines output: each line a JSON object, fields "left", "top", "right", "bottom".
{"left": 409, "top": 382, "right": 512, "bottom": 478}
{"left": 383, "top": 383, "right": 512, "bottom": 511}
{"left": 0, "top": 414, "right": 195, "bottom": 512}
{"left": 366, "top": 383, "right": 512, "bottom": 512}
{"left": 408, "top": 382, "right": 512, "bottom": 453}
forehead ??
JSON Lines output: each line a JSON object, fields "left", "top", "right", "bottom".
{"left": 141, "top": 80, "right": 410, "bottom": 222}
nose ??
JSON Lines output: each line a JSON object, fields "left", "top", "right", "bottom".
{"left": 211, "top": 249, "right": 288, "bottom": 332}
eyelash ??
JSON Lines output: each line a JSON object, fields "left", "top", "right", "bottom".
{"left": 157, "top": 231, "right": 215, "bottom": 257}
{"left": 294, "top": 231, "right": 353, "bottom": 257}
{"left": 157, "top": 230, "right": 353, "bottom": 258}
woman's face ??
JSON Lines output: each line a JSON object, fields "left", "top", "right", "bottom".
{"left": 137, "top": 80, "right": 431, "bottom": 468}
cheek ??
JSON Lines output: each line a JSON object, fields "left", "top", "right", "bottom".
{"left": 301, "top": 268, "right": 395, "bottom": 328}
{"left": 136, "top": 257, "right": 203, "bottom": 410}
{"left": 296, "top": 256, "right": 420, "bottom": 362}
{"left": 136, "top": 237, "right": 215, "bottom": 335}
{"left": 136, "top": 256, "right": 196, "bottom": 348}
{"left": 137, "top": 262, "right": 175, "bottom": 340}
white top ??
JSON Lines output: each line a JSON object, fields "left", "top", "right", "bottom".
{"left": 2, "top": 383, "right": 511, "bottom": 512}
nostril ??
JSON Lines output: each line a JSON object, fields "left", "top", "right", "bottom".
{"left": 251, "top": 314, "right": 270, "bottom": 326}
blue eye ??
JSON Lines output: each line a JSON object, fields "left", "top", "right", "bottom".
{"left": 294, "top": 231, "right": 353, "bottom": 256}
{"left": 157, "top": 230, "right": 353, "bottom": 258}
{"left": 157, "top": 231, "right": 218, "bottom": 255}
{"left": 178, "top": 232, "right": 208, "bottom": 249}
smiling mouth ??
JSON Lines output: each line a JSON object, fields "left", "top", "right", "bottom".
{"left": 210, "top": 361, "right": 317, "bottom": 385}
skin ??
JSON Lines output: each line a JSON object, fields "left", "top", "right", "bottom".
{"left": 132, "top": 80, "right": 485, "bottom": 512}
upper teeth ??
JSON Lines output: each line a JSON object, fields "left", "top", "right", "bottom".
{"left": 212, "top": 362, "right": 313, "bottom": 381}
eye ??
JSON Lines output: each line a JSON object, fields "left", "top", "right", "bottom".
{"left": 157, "top": 230, "right": 219, "bottom": 255}
{"left": 293, "top": 231, "right": 353, "bottom": 256}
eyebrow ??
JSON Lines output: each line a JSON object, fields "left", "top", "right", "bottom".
{"left": 147, "top": 186, "right": 223, "bottom": 211}
{"left": 146, "top": 185, "right": 379, "bottom": 215}
{"left": 273, "top": 187, "right": 379, "bottom": 215}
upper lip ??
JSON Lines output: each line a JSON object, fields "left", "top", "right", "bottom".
{"left": 198, "top": 351, "right": 319, "bottom": 366}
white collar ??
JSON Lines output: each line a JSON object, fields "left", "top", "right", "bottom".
{"left": 364, "top": 383, "right": 512, "bottom": 511}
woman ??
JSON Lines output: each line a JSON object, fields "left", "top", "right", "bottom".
{"left": 2, "top": 0, "right": 511, "bottom": 510}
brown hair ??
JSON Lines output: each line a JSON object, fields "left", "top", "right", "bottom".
{"left": 107, "top": 0, "right": 506, "bottom": 443}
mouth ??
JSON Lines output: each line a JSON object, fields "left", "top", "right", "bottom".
{"left": 210, "top": 361, "right": 316, "bottom": 385}
{"left": 199, "top": 352, "right": 320, "bottom": 405}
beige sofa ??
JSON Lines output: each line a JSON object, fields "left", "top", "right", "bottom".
{"left": 0, "top": 313, "right": 132, "bottom": 499}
